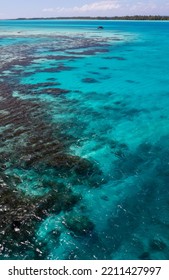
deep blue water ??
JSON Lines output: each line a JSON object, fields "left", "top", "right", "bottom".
{"left": 0, "top": 20, "right": 169, "bottom": 260}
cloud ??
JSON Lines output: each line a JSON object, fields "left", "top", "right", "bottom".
{"left": 43, "top": 1, "right": 121, "bottom": 14}
{"left": 129, "top": 1, "right": 157, "bottom": 13}
{"left": 42, "top": 0, "right": 169, "bottom": 16}
{"left": 72, "top": 1, "right": 121, "bottom": 12}
{"left": 43, "top": 8, "right": 55, "bottom": 13}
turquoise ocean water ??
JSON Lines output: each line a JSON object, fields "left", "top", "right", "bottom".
{"left": 1, "top": 20, "right": 169, "bottom": 260}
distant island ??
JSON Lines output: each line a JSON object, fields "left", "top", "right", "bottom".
{"left": 14, "top": 15, "right": 169, "bottom": 21}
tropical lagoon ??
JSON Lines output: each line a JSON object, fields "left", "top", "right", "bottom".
{"left": 0, "top": 20, "right": 169, "bottom": 260}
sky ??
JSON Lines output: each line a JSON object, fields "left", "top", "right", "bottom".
{"left": 0, "top": 0, "right": 169, "bottom": 19}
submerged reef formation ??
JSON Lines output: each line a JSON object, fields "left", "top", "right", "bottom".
{"left": 0, "top": 79, "right": 102, "bottom": 259}
{"left": 0, "top": 31, "right": 111, "bottom": 259}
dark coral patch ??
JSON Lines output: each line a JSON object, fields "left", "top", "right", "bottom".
{"left": 11, "top": 82, "right": 61, "bottom": 94}
{"left": 82, "top": 78, "right": 99, "bottom": 84}
{"left": 36, "top": 183, "right": 81, "bottom": 216}
{"left": 99, "top": 67, "right": 109, "bottom": 70}
{"left": 47, "top": 78, "right": 57, "bottom": 81}
{"left": 126, "top": 80, "right": 139, "bottom": 84}
{"left": 41, "top": 88, "right": 70, "bottom": 95}
{"left": 44, "top": 154, "right": 99, "bottom": 178}
{"left": 40, "top": 55, "right": 81, "bottom": 61}
{"left": 88, "top": 71, "right": 100, "bottom": 75}
{"left": 64, "top": 214, "right": 94, "bottom": 236}
{"left": 39, "top": 65, "right": 75, "bottom": 73}
{"left": 103, "top": 56, "right": 126, "bottom": 61}
{"left": 149, "top": 239, "right": 167, "bottom": 252}
{"left": 138, "top": 252, "right": 151, "bottom": 260}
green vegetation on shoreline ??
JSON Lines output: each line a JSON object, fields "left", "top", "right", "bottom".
{"left": 14, "top": 15, "right": 169, "bottom": 21}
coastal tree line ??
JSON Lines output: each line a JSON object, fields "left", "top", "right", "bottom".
{"left": 15, "top": 15, "right": 169, "bottom": 21}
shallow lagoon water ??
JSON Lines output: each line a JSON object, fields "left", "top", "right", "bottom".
{"left": 1, "top": 20, "right": 169, "bottom": 260}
